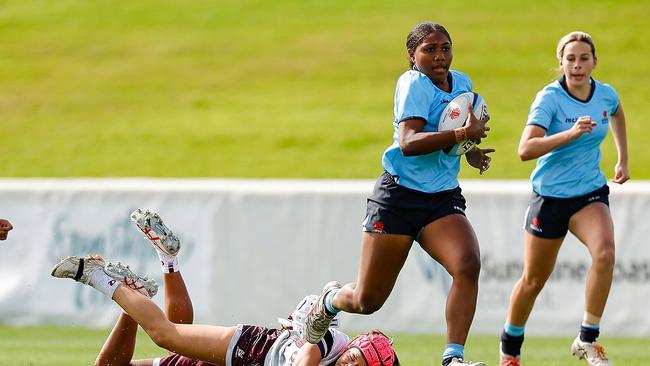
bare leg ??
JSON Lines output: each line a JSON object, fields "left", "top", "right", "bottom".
{"left": 95, "top": 312, "right": 154, "bottom": 366}
{"left": 418, "top": 214, "right": 480, "bottom": 345}
{"left": 507, "top": 233, "right": 563, "bottom": 326}
{"left": 332, "top": 232, "right": 413, "bottom": 314}
{"left": 164, "top": 271, "right": 194, "bottom": 324}
{"left": 568, "top": 203, "right": 615, "bottom": 320}
{"left": 112, "top": 286, "right": 236, "bottom": 365}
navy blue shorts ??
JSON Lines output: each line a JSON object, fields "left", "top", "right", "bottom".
{"left": 362, "top": 171, "right": 467, "bottom": 239}
{"left": 524, "top": 185, "right": 610, "bottom": 239}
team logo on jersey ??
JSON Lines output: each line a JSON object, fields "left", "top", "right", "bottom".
{"left": 450, "top": 107, "right": 461, "bottom": 119}
{"left": 601, "top": 110, "right": 609, "bottom": 124}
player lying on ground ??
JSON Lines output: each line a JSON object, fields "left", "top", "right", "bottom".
{"left": 52, "top": 209, "right": 400, "bottom": 366}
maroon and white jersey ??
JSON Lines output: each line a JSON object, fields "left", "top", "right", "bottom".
{"left": 264, "top": 327, "right": 349, "bottom": 366}
{"left": 265, "top": 294, "right": 349, "bottom": 366}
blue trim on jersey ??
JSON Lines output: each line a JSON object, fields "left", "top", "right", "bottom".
{"left": 382, "top": 69, "right": 473, "bottom": 193}
{"left": 526, "top": 78, "right": 620, "bottom": 198}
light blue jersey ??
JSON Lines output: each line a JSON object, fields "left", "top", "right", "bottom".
{"left": 382, "top": 69, "right": 473, "bottom": 193}
{"left": 527, "top": 77, "right": 619, "bottom": 198}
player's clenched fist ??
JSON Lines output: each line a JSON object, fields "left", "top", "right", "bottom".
{"left": 0, "top": 219, "right": 13, "bottom": 241}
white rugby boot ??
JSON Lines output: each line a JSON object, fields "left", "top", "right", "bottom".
{"left": 304, "top": 281, "right": 341, "bottom": 343}
{"left": 448, "top": 357, "right": 487, "bottom": 366}
{"left": 51, "top": 255, "right": 158, "bottom": 298}
{"left": 51, "top": 255, "right": 106, "bottom": 285}
{"left": 131, "top": 209, "right": 180, "bottom": 256}
{"left": 105, "top": 261, "right": 158, "bottom": 297}
{"left": 571, "top": 335, "right": 612, "bottom": 366}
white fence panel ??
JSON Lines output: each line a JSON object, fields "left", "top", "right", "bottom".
{"left": 0, "top": 179, "right": 647, "bottom": 336}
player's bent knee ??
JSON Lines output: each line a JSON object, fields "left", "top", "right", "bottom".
{"left": 145, "top": 322, "right": 176, "bottom": 350}
{"left": 521, "top": 275, "right": 547, "bottom": 294}
{"left": 592, "top": 246, "right": 615, "bottom": 271}
{"left": 355, "top": 293, "right": 386, "bottom": 314}
{"left": 449, "top": 253, "right": 481, "bottom": 281}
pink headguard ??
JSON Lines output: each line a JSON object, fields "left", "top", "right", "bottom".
{"left": 347, "top": 331, "right": 397, "bottom": 366}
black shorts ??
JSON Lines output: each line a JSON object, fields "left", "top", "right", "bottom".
{"left": 226, "top": 325, "right": 281, "bottom": 366}
{"left": 362, "top": 171, "right": 467, "bottom": 239}
{"left": 524, "top": 185, "right": 610, "bottom": 239}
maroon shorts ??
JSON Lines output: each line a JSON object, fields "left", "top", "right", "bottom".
{"left": 158, "top": 353, "right": 217, "bottom": 366}
{"left": 227, "top": 325, "right": 282, "bottom": 366}
{"left": 155, "top": 325, "right": 280, "bottom": 366}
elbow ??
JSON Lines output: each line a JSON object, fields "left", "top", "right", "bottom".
{"left": 518, "top": 146, "right": 533, "bottom": 161}
{"left": 399, "top": 141, "right": 417, "bottom": 156}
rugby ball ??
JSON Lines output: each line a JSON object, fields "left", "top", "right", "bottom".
{"left": 439, "top": 92, "right": 488, "bottom": 156}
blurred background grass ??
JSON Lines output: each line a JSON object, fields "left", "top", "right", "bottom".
{"left": 1, "top": 0, "right": 648, "bottom": 179}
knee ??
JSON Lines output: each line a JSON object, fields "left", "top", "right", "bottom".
{"left": 520, "top": 274, "right": 547, "bottom": 295}
{"left": 146, "top": 321, "right": 176, "bottom": 350}
{"left": 354, "top": 292, "right": 385, "bottom": 315}
{"left": 592, "top": 245, "right": 615, "bottom": 272}
{"left": 449, "top": 252, "right": 481, "bottom": 282}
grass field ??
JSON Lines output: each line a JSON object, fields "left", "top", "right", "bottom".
{"left": 2, "top": 0, "right": 650, "bottom": 178}
{"left": 1, "top": 326, "right": 649, "bottom": 365}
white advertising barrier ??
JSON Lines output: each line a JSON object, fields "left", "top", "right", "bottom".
{"left": 0, "top": 179, "right": 648, "bottom": 336}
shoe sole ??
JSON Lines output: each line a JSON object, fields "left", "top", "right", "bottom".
{"left": 131, "top": 209, "right": 180, "bottom": 256}
{"left": 105, "top": 261, "right": 158, "bottom": 297}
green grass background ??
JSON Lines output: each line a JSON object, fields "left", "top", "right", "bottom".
{"left": 1, "top": 326, "right": 649, "bottom": 366}
{"left": 2, "top": 0, "right": 649, "bottom": 178}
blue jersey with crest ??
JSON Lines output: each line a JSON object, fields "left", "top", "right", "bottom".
{"left": 382, "top": 69, "right": 473, "bottom": 193}
{"left": 526, "top": 77, "right": 619, "bottom": 198}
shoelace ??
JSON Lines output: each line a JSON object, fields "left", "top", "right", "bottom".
{"left": 592, "top": 344, "right": 608, "bottom": 360}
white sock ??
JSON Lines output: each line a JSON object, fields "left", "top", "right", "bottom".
{"left": 158, "top": 253, "right": 179, "bottom": 274}
{"left": 89, "top": 270, "right": 120, "bottom": 298}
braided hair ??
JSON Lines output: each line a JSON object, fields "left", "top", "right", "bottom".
{"left": 405, "top": 22, "right": 452, "bottom": 68}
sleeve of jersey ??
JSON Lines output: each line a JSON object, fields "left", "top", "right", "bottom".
{"left": 317, "top": 328, "right": 351, "bottom": 363}
{"left": 604, "top": 83, "right": 621, "bottom": 115}
{"left": 394, "top": 73, "right": 433, "bottom": 123}
{"left": 455, "top": 70, "right": 473, "bottom": 92}
{"left": 526, "top": 89, "right": 554, "bottom": 130}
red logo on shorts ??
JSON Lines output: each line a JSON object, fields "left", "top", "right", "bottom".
{"left": 374, "top": 221, "right": 384, "bottom": 231}
{"left": 450, "top": 107, "right": 461, "bottom": 119}
{"left": 532, "top": 217, "right": 540, "bottom": 227}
